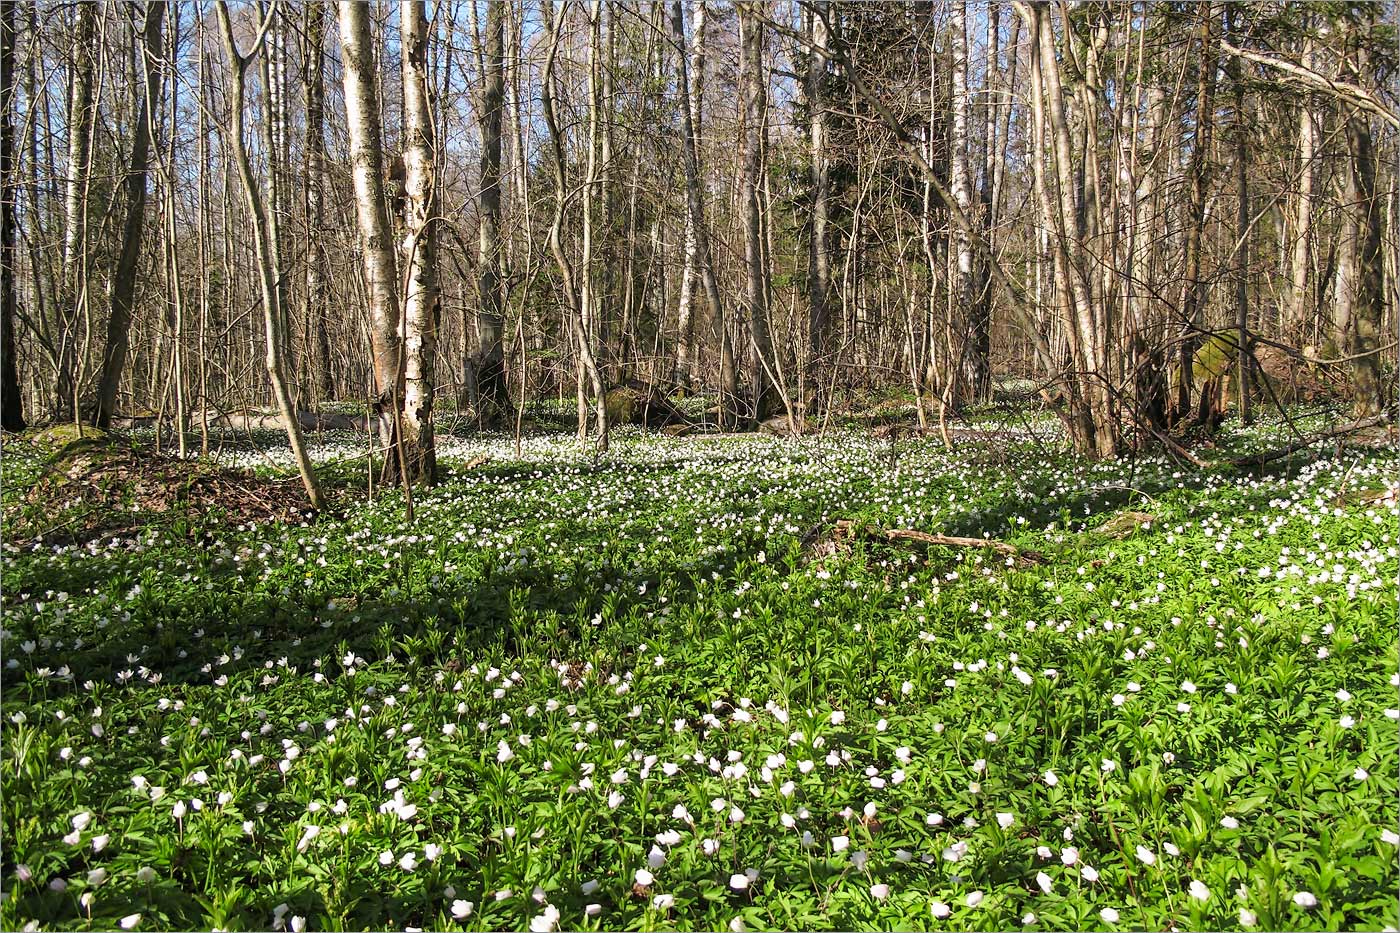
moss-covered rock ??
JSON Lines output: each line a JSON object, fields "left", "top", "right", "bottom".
{"left": 605, "top": 387, "right": 639, "bottom": 426}
{"left": 25, "top": 423, "right": 109, "bottom": 450}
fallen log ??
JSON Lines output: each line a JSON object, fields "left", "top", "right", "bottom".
{"left": 809, "top": 519, "right": 1045, "bottom": 566}
{"left": 1229, "top": 413, "right": 1393, "bottom": 468}
{"left": 878, "top": 526, "right": 1044, "bottom": 564}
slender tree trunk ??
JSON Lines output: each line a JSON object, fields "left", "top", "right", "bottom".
{"left": 400, "top": 0, "right": 439, "bottom": 484}
{"left": 21, "top": 3, "right": 57, "bottom": 415}
{"left": 339, "top": 0, "right": 405, "bottom": 477}
{"left": 94, "top": 2, "right": 166, "bottom": 429}
{"left": 739, "top": 4, "right": 776, "bottom": 424}
{"left": 805, "top": 0, "right": 830, "bottom": 414}
{"left": 919, "top": 34, "right": 942, "bottom": 423}
{"left": 1288, "top": 32, "right": 1318, "bottom": 342}
{"left": 1230, "top": 11, "right": 1251, "bottom": 425}
{"left": 672, "top": 3, "right": 705, "bottom": 389}
{"left": 196, "top": 23, "right": 210, "bottom": 454}
{"left": 598, "top": 6, "right": 616, "bottom": 383}
{"left": 215, "top": 1, "right": 326, "bottom": 511}
{"left": 54, "top": 2, "right": 97, "bottom": 422}
{"left": 1172, "top": 2, "right": 1218, "bottom": 426}
{"left": 578, "top": 3, "right": 599, "bottom": 438}
{"left": 578, "top": 0, "right": 608, "bottom": 447}
{"left": 672, "top": 1, "right": 705, "bottom": 391}
{"left": 541, "top": 0, "right": 607, "bottom": 451}
{"left": 164, "top": 3, "right": 187, "bottom": 455}
{"left": 967, "top": 2, "right": 997, "bottom": 404}
{"left": 0, "top": 0, "right": 20, "bottom": 431}
{"left": 668, "top": 0, "right": 732, "bottom": 426}
{"left": 948, "top": 1, "right": 973, "bottom": 411}
{"left": 471, "top": 0, "right": 509, "bottom": 425}
{"left": 303, "top": 1, "right": 334, "bottom": 403}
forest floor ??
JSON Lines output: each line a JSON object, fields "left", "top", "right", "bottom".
{"left": 1, "top": 403, "right": 1397, "bottom": 932}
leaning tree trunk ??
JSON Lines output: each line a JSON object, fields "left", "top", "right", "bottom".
{"left": 339, "top": 0, "right": 406, "bottom": 480}
{"left": 470, "top": 0, "right": 510, "bottom": 426}
{"left": 93, "top": 1, "right": 166, "bottom": 429}
{"left": 541, "top": 0, "right": 607, "bottom": 452}
{"left": 400, "top": 0, "right": 439, "bottom": 484}
{"left": 215, "top": 1, "right": 326, "bottom": 511}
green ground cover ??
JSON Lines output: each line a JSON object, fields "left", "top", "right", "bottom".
{"left": 2, "top": 419, "right": 1396, "bottom": 931}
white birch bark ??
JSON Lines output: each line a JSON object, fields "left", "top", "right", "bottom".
{"left": 400, "top": 0, "right": 439, "bottom": 484}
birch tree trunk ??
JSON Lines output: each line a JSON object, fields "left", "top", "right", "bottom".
{"left": 400, "top": 0, "right": 439, "bottom": 484}
{"left": 256, "top": 5, "right": 293, "bottom": 407}
{"left": 339, "top": 0, "right": 405, "bottom": 477}
{"left": 93, "top": 1, "right": 166, "bottom": 429}
{"left": 668, "top": 0, "right": 732, "bottom": 428}
{"left": 948, "top": 1, "right": 974, "bottom": 410}
{"left": 1288, "top": 31, "right": 1317, "bottom": 342}
{"left": 54, "top": 1, "right": 96, "bottom": 422}
{"left": 598, "top": 7, "right": 616, "bottom": 382}
{"left": 672, "top": 0, "right": 705, "bottom": 390}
